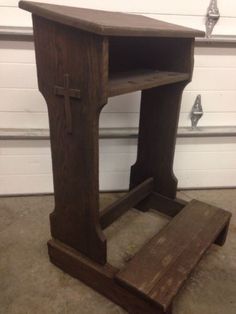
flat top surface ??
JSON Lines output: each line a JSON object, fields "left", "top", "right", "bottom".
{"left": 19, "top": 1, "right": 205, "bottom": 38}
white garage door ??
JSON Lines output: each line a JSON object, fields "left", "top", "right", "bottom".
{"left": 0, "top": 0, "right": 236, "bottom": 194}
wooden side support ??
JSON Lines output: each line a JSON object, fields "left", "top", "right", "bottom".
{"left": 48, "top": 239, "right": 167, "bottom": 314}
{"left": 129, "top": 39, "right": 194, "bottom": 199}
{"left": 100, "top": 177, "right": 154, "bottom": 229}
{"left": 32, "top": 16, "right": 109, "bottom": 265}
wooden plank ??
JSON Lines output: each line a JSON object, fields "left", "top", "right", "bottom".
{"left": 134, "top": 192, "right": 186, "bottom": 217}
{"left": 2, "top": 7, "right": 236, "bottom": 37}
{"left": 48, "top": 239, "right": 163, "bottom": 314}
{"left": 116, "top": 200, "right": 231, "bottom": 310}
{"left": 149, "top": 207, "right": 231, "bottom": 310}
{"left": 32, "top": 15, "right": 109, "bottom": 264}
{"left": 19, "top": 1, "right": 204, "bottom": 38}
{"left": 108, "top": 70, "right": 189, "bottom": 97}
{"left": 100, "top": 177, "right": 154, "bottom": 229}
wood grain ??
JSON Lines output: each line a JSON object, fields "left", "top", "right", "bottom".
{"left": 109, "top": 70, "right": 189, "bottom": 97}
{"left": 48, "top": 239, "right": 166, "bottom": 314}
{"left": 100, "top": 177, "right": 154, "bottom": 229}
{"left": 19, "top": 3, "right": 231, "bottom": 313}
{"left": 19, "top": 1, "right": 205, "bottom": 38}
{"left": 134, "top": 191, "right": 186, "bottom": 217}
{"left": 116, "top": 199, "right": 232, "bottom": 310}
{"left": 129, "top": 39, "right": 195, "bottom": 198}
{"left": 32, "top": 15, "right": 108, "bottom": 264}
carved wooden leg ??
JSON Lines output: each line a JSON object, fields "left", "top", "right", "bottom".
{"left": 130, "top": 82, "right": 186, "bottom": 199}
{"left": 32, "top": 15, "right": 108, "bottom": 264}
{"left": 47, "top": 99, "right": 107, "bottom": 264}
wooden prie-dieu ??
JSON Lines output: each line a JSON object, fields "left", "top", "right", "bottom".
{"left": 19, "top": 2, "right": 232, "bottom": 313}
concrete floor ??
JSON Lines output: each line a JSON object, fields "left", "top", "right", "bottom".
{"left": 0, "top": 189, "right": 235, "bottom": 314}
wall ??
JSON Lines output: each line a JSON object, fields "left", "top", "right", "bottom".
{"left": 0, "top": 0, "right": 236, "bottom": 194}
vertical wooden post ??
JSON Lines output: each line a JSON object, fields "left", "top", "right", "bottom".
{"left": 32, "top": 15, "right": 108, "bottom": 264}
{"left": 130, "top": 83, "right": 186, "bottom": 198}
{"left": 130, "top": 39, "right": 194, "bottom": 199}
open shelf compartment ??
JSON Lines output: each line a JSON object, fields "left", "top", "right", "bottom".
{"left": 107, "top": 36, "right": 193, "bottom": 97}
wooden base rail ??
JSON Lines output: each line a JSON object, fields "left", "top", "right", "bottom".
{"left": 135, "top": 192, "right": 187, "bottom": 217}
{"left": 100, "top": 177, "right": 154, "bottom": 229}
{"left": 48, "top": 198, "right": 231, "bottom": 314}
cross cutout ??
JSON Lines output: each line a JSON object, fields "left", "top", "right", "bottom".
{"left": 54, "top": 73, "right": 81, "bottom": 134}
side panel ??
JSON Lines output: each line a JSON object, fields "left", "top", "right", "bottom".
{"left": 32, "top": 15, "right": 108, "bottom": 264}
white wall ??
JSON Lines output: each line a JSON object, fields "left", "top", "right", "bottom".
{"left": 1, "top": 0, "right": 236, "bottom": 35}
{"left": 0, "top": 0, "right": 236, "bottom": 194}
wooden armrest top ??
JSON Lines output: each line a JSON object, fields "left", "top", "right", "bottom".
{"left": 19, "top": 1, "right": 205, "bottom": 38}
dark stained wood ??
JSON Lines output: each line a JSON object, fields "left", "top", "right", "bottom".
{"left": 129, "top": 82, "right": 185, "bottom": 198}
{"left": 116, "top": 200, "right": 232, "bottom": 311}
{"left": 32, "top": 15, "right": 108, "bottom": 265}
{"left": 109, "top": 70, "right": 189, "bottom": 97}
{"left": 134, "top": 192, "right": 186, "bottom": 217}
{"left": 100, "top": 177, "right": 154, "bottom": 229}
{"left": 54, "top": 73, "right": 81, "bottom": 134}
{"left": 109, "top": 37, "right": 194, "bottom": 75}
{"left": 149, "top": 211, "right": 231, "bottom": 310}
{"left": 215, "top": 217, "right": 231, "bottom": 246}
{"left": 19, "top": 2, "right": 231, "bottom": 313}
{"left": 130, "top": 39, "right": 195, "bottom": 199}
{"left": 48, "top": 239, "right": 168, "bottom": 314}
{"left": 19, "top": 1, "right": 205, "bottom": 38}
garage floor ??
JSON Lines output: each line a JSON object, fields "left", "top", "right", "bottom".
{"left": 0, "top": 189, "right": 235, "bottom": 314}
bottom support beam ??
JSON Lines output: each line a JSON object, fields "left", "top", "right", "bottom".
{"left": 134, "top": 192, "right": 187, "bottom": 217}
{"left": 100, "top": 177, "right": 154, "bottom": 229}
{"left": 48, "top": 239, "right": 170, "bottom": 314}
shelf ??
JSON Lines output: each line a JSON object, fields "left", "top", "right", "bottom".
{"left": 108, "top": 69, "right": 189, "bottom": 97}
